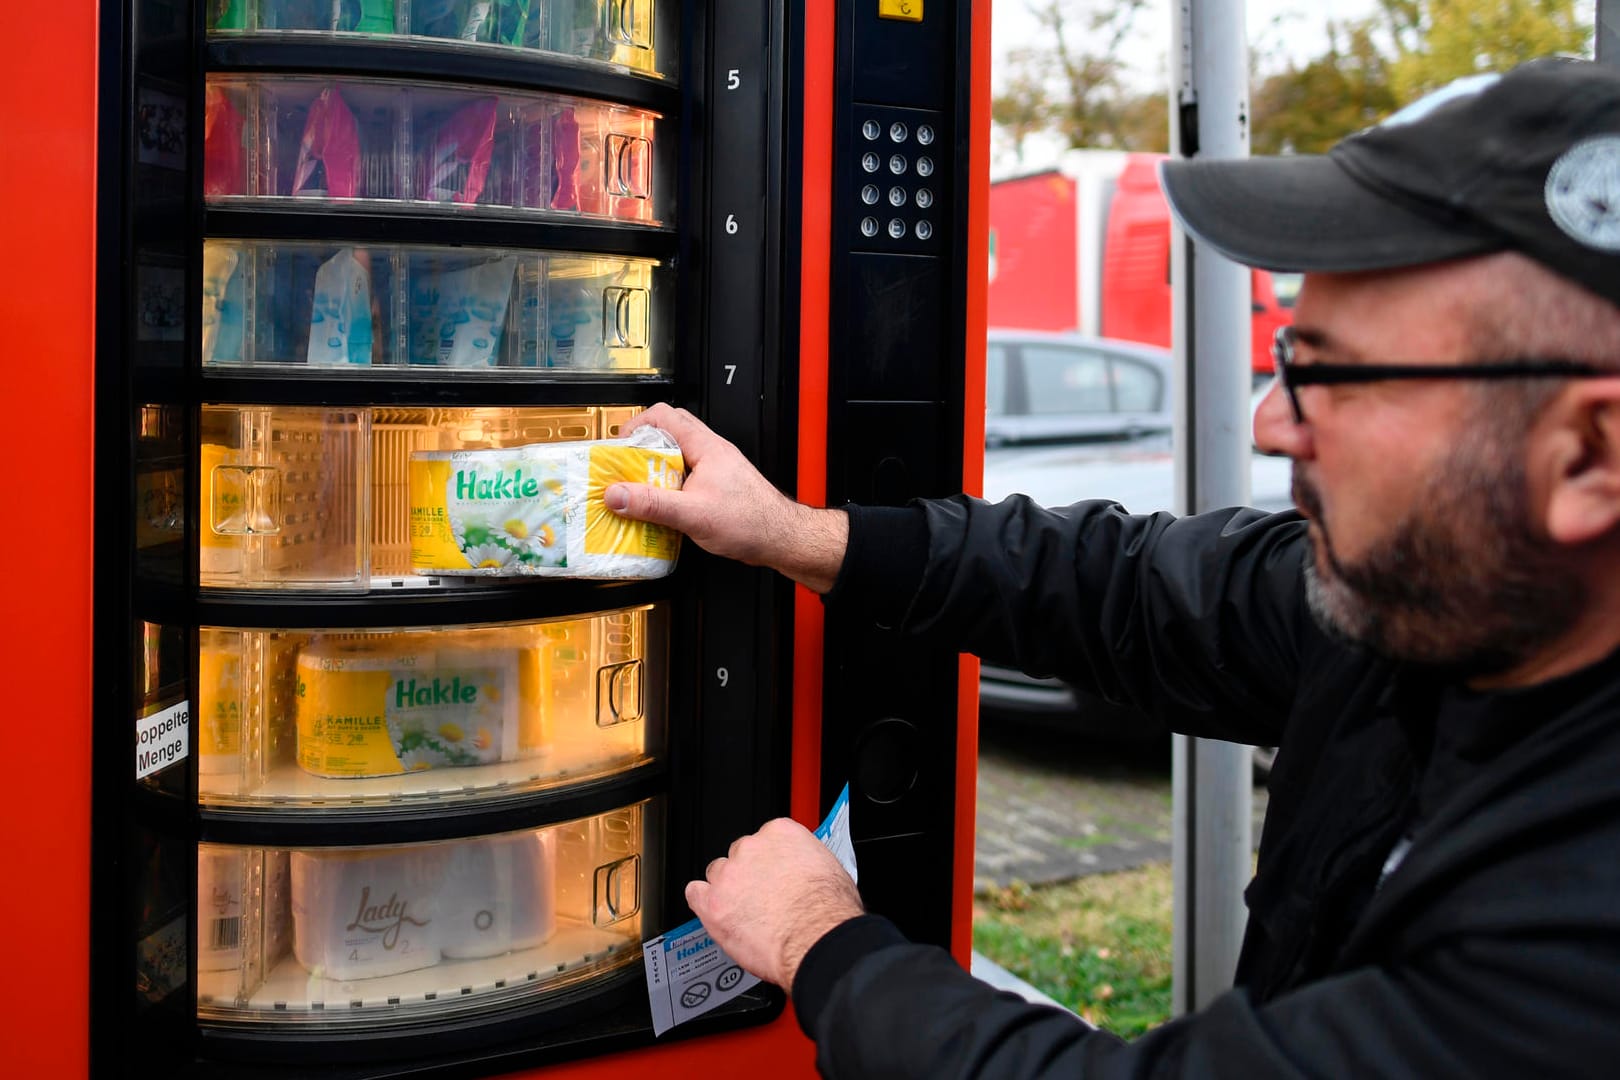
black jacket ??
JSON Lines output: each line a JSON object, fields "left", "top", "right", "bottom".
{"left": 793, "top": 496, "right": 1620, "bottom": 1078}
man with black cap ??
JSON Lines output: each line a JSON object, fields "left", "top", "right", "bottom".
{"left": 607, "top": 56, "right": 1620, "bottom": 1075}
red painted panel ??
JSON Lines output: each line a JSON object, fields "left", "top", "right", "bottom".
{"left": 2, "top": 1, "right": 98, "bottom": 1074}
{"left": 953, "top": 0, "right": 990, "bottom": 965}
{"left": 987, "top": 172, "right": 1078, "bottom": 330}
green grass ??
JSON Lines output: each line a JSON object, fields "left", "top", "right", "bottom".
{"left": 972, "top": 863, "right": 1173, "bottom": 1038}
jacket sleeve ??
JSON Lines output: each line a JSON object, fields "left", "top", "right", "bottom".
{"left": 834, "top": 495, "right": 1315, "bottom": 746}
{"left": 795, "top": 920, "right": 1620, "bottom": 1079}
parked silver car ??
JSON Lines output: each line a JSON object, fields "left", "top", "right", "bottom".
{"left": 978, "top": 333, "right": 1293, "bottom": 759}
{"left": 985, "top": 329, "right": 1175, "bottom": 447}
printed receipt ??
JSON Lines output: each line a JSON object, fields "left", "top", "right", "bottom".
{"left": 643, "top": 785, "right": 856, "bottom": 1036}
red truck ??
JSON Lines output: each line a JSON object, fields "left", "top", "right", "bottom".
{"left": 989, "top": 151, "right": 1297, "bottom": 378}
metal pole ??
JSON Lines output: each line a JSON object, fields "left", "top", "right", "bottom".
{"left": 1600, "top": 0, "right": 1620, "bottom": 67}
{"left": 1167, "top": 0, "right": 1254, "bottom": 1016}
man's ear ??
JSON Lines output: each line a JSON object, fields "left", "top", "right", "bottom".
{"left": 1544, "top": 381, "right": 1620, "bottom": 545}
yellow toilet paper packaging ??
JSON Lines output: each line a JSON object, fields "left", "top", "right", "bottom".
{"left": 409, "top": 426, "right": 684, "bottom": 578}
{"left": 197, "top": 631, "right": 243, "bottom": 778}
{"left": 294, "top": 636, "right": 544, "bottom": 779}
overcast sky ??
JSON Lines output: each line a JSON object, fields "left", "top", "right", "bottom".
{"left": 986, "top": 0, "right": 1597, "bottom": 173}
{"left": 988, "top": 0, "right": 1380, "bottom": 90}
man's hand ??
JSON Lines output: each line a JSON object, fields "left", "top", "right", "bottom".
{"left": 606, "top": 404, "right": 849, "bottom": 593}
{"left": 686, "top": 818, "right": 864, "bottom": 990}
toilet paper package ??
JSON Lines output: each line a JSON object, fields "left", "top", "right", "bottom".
{"left": 197, "top": 631, "right": 242, "bottom": 778}
{"left": 294, "top": 635, "right": 545, "bottom": 778}
{"left": 291, "top": 846, "right": 447, "bottom": 980}
{"left": 408, "top": 426, "right": 684, "bottom": 578}
{"left": 198, "top": 847, "right": 246, "bottom": 973}
{"left": 306, "top": 248, "right": 374, "bottom": 366}
{"left": 438, "top": 831, "right": 557, "bottom": 959}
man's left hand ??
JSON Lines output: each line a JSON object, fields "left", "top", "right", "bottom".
{"left": 686, "top": 817, "right": 864, "bottom": 990}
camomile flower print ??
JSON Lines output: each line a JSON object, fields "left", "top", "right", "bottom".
{"left": 472, "top": 727, "right": 494, "bottom": 751}
{"left": 437, "top": 722, "right": 466, "bottom": 744}
{"left": 464, "top": 542, "right": 513, "bottom": 569}
{"left": 398, "top": 747, "right": 436, "bottom": 772}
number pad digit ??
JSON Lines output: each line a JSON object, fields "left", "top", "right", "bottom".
{"left": 850, "top": 105, "right": 944, "bottom": 252}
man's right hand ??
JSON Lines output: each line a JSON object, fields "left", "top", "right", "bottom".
{"left": 605, "top": 404, "right": 850, "bottom": 593}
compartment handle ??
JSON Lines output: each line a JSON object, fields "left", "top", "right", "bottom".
{"left": 210, "top": 463, "right": 281, "bottom": 536}
{"left": 609, "top": 0, "right": 653, "bottom": 49}
{"left": 593, "top": 854, "right": 642, "bottom": 926}
{"left": 604, "top": 134, "right": 651, "bottom": 199}
{"left": 597, "top": 659, "right": 644, "bottom": 726}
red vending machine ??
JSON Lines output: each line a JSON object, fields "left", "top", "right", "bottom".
{"left": 2, "top": 0, "right": 987, "bottom": 1075}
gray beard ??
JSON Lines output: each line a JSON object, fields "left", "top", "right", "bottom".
{"left": 1295, "top": 444, "right": 1582, "bottom": 676}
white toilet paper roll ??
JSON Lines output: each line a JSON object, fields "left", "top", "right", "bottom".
{"left": 439, "top": 830, "right": 557, "bottom": 960}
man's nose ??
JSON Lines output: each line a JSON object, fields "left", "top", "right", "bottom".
{"left": 1252, "top": 378, "right": 1313, "bottom": 460}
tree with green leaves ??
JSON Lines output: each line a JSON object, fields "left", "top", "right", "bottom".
{"left": 996, "top": 0, "right": 1595, "bottom": 160}
{"left": 992, "top": 0, "right": 1169, "bottom": 157}
{"left": 1252, "top": 0, "right": 1592, "bottom": 154}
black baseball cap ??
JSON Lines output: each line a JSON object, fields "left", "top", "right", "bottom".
{"left": 1160, "top": 57, "right": 1620, "bottom": 308}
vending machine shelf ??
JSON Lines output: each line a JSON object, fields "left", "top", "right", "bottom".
{"left": 192, "top": 403, "right": 679, "bottom": 592}
{"left": 206, "top": 75, "right": 669, "bottom": 227}
{"left": 204, "top": 208, "right": 676, "bottom": 259}
{"left": 195, "top": 800, "right": 658, "bottom": 1032}
{"left": 206, "top": 0, "right": 671, "bottom": 81}
{"left": 192, "top": 608, "right": 665, "bottom": 815}
{"left": 201, "top": 239, "right": 669, "bottom": 377}
{"left": 206, "top": 37, "right": 679, "bottom": 114}
{"left": 184, "top": 579, "right": 668, "bottom": 629}
{"left": 195, "top": 373, "right": 673, "bottom": 410}
{"left": 198, "top": 923, "right": 637, "bottom": 1023}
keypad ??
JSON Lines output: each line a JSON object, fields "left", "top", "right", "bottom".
{"left": 852, "top": 104, "right": 944, "bottom": 252}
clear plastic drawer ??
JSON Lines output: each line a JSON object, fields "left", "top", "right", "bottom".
{"left": 200, "top": 404, "right": 644, "bottom": 591}
{"left": 205, "top": 75, "right": 668, "bottom": 225}
{"left": 202, "top": 239, "right": 665, "bottom": 374}
{"left": 209, "top": 0, "right": 667, "bottom": 79}
{"left": 197, "top": 799, "right": 659, "bottom": 1027}
{"left": 200, "top": 406, "right": 370, "bottom": 590}
{"left": 197, "top": 605, "right": 663, "bottom": 807}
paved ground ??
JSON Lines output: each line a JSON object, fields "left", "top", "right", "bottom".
{"left": 973, "top": 725, "right": 1269, "bottom": 893}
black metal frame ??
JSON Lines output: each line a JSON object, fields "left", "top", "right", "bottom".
{"left": 818, "top": 0, "right": 974, "bottom": 952}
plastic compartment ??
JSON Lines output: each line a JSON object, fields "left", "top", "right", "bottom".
{"left": 197, "top": 799, "right": 658, "bottom": 1027}
{"left": 208, "top": 1, "right": 668, "bottom": 79}
{"left": 201, "top": 405, "right": 642, "bottom": 590}
{"left": 258, "top": 0, "right": 397, "bottom": 33}
{"left": 199, "top": 240, "right": 662, "bottom": 374}
{"left": 205, "top": 75, "right": 668, "bottom": 225}
{"left": 196, "top": 605, "right": 664, "bottom": 808}
{"left": 200, "top": 406, "right": 370, "bottom": 591}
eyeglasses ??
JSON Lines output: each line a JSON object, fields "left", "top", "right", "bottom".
{"left": 1270, "top": 326, "right": 1609, "bottom": 424}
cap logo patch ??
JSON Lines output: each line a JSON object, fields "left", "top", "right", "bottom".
{"left": 1546, "top": 136, "right": 1620, "bottom": 252}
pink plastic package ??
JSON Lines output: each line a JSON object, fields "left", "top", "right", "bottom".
{"left": 204, "top": 86, "right": 246, "bottom": 197}
{"left": 421, "top": 97, "right": 497, "bottom": 204}
{"left": 291, "top": 86, "right": 361, "bottom": 198}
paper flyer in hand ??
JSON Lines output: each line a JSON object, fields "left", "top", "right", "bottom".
{"left": 643, "top": 785, "right": 855, "bottom": 1036}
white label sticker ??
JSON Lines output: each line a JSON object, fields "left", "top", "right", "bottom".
{"left": 644, "top": 784, "right": 857, "bottom": 1036}
{"left": 136, "top": 700, "right": 189, "bottom": 779}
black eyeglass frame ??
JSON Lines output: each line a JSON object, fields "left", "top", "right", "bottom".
{"left": 1270, "top": 326, "right": 1608, "bottom": 424}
